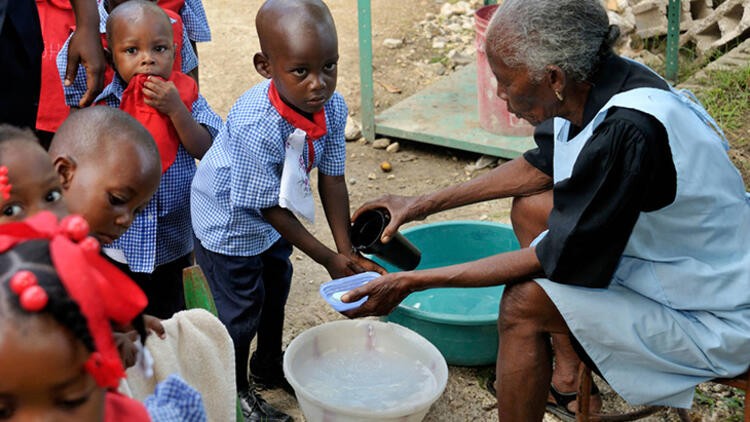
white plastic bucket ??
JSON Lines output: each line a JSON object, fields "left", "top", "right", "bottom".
{"left": 283, "top": 320, "right": 448, "bottom": 422}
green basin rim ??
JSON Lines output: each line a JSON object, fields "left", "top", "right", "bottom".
{"left": 386, "top": 220, "right": 513, "bottom": 327}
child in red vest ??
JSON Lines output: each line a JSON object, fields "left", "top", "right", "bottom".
{"left": 94, "top": 0, "right": 222, "bottom": 319}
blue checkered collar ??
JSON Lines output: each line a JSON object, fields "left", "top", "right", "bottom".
{"left": 94, "top": 74, "right": 127, "bottom": 104}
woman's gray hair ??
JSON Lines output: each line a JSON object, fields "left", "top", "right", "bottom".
{"left": 485, "top": 0, "right": 619, "bottom": 83}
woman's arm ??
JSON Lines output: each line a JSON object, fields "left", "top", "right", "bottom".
{"left": 353, "top": 156, "right": 553, "bottom": 243}
{"left": 343, "top": 246, "right": 544, "bottom": 317}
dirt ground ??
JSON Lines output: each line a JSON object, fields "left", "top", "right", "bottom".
{"left": 198, "top": 1, "right": 747, "bottom": 421}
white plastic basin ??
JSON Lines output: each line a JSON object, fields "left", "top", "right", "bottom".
{"left": 283, "top": 320, "right": 448, "bottom": 422}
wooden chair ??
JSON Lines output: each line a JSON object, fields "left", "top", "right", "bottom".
{"left": 576, "top": 364, "right": 750, "bottom": 422}
{"left": 182, "top": 265, "right": 245, "bottom": 422}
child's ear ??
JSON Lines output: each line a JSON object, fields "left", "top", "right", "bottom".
{"left": 53, "top": 155, "right": 77, "bottom": 190}
{"left": 253, "top": 52, "right": 272, "bottom": 79}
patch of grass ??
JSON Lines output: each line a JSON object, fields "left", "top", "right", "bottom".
{"left": 693, "top": 65, "right": 750, "bottom": 147}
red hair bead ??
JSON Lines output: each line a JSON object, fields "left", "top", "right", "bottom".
{"left": 20, "top": 285, "right": 48, "bottom": 312}
{"left": 60, "top": 215, "right": 90, "bottom": 242}
{"left": 79, "top": 236, "right": 101, "bottom": 253}
{"left": 9, "top": 270, "right": 37, "bottom": 294}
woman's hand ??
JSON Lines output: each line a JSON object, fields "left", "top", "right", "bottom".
{"left": 341, "top": 272, "right": 412, "bottom": 318}
{"left": 352, "top": 195, "right": 423, "bottom": 243}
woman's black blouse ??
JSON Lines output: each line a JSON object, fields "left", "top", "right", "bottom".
{"left": 523, "top": 54, "right": 678, "bottom": 288}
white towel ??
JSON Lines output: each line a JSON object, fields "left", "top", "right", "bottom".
{"left": 120, "top": 309, "right": 237, "bottom": 422}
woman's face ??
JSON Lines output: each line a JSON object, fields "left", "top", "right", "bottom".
{"left": 487, "top": 50, "right": 558, "bottom": 127}
{"left": 0, "top": 315, "right": 105, "bottom": 421}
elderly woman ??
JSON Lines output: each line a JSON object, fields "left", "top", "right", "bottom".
{"left": 343, "top": 0, "right": 750, "bottom": 420}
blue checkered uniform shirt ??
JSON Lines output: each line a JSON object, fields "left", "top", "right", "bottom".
{"left": 191, "top": 80, "right": 347, "bottom": 256}
{"left": 180, "top": 0, "right": 212, "bottom": 42}
{"left": 95, "top": 75, "right": 222, "bottom": 273}
{"left": 56, "top": 1, "right": 199, "bottom": 107}
{"left": 143, "top": 374, "right": 207, "bottom": 422}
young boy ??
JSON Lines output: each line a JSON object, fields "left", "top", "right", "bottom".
{"left": 190, "top": 1, "right": 380, "bottom": 420}
{"left": 56, "top": 0, "right": 200, "bottom": 110}
{"left": 95, "top": 0, "right": 222, "bottom": 319}
{"left": 48, "top": 106, "right": 162, "bottom": 246}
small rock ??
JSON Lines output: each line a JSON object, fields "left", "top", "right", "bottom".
{"left": 368, "top": 173, "right": 377, "bottom": 180}
{"left": 386, "top": 174, "right": 395, "bottom": 180}
{"left": 356, "top": 137, "right": 368, "bottom": 145}
{"left": 372, "top": 138, "right": 391, "bottom": 149}
{"left": 295, "top": 255, "right": 303, "bottom": 261}
{"left": 349, "top": 178, "right": 357, "bottom": 185}
{"left": 383, "top": 38, "right": 404, "bottom": 49}
{"left": 345, "top": 115, "right": 362, "bottom": 141}
{"left": 479, "top": 214, "right": 489, "bottom": 221}
{"left": 386, "top": 142, "right": 400, "bottom": 153}
{"left": 432, "top": 39, "right": 447, "bottom": 49}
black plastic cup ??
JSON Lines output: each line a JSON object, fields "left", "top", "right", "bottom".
{"left": 351, "top": 209, "right": 421, "bottom": 271}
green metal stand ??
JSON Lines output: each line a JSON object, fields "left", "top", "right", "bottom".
{"left": 357, "top": 0, "right": 533, "bottom": 159}
{"left": 665, "top": 0, "right": 681, "bottom": 83}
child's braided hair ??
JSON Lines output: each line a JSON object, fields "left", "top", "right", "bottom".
{"left": 0, "top": 239, "right": 148, "bottom": 352}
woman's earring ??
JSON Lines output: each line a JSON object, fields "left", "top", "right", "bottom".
{"left": 555, "top": 90, "right": 564, "bottom": 102}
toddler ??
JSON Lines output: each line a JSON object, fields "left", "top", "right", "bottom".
{"left": 191, "top": 1, "right": 379, "bottom": 420}
{"left": 94, "top": 0, "right": 222, "bottom": 319}
{"left": 0, "top": 212, "right": 152, "bottom": 421}
{"left": 49, "top": 106, "right": 162, "bottom": 246}
{"left": 0, "top": 212, "right": 207, "bottom": 421}
{"left": 57, "top": 0, "right": 200, "bottom": 110}
{"left": 0, "top": 125, "right": 66, "bottom": 223}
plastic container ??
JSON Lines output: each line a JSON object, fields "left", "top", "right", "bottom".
{"left": 475, "top": 4, "right": 534, "bottom": 137}
{"left": 351, "top": 209, "right": 421, "bottom": 270}
{"left": 319, "top": 271, "right": 380, "bottom": 312}
{"left": 375, "top": 221, "right": 520, "bottom": 366}
{"left": 283, "top": 320, "right": 448, "bottom": 422}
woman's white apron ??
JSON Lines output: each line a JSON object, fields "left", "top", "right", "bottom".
{"left": 533, "top": 84, "right": 750, "bottom": 407}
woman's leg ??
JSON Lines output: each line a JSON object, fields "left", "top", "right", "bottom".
{"left": 510, "top": 191, "right": 601, "bottom": 413}
{"left": 496, "top": 280, "right": 569, "bottom": 421}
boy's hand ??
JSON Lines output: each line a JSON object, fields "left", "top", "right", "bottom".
{"left": 143, "top": 314, "right": 167, "bottom": 339}
{"left": 325, "top": 252, "right": 367, "bottom": 279}
{"left": 114, "top": 331, "right": 140, "bottom": 369}
{"left": 350, "top": 251, "right": 387, "bottom": 275}
{"left": 142, "top": 76, "right": 183, "bottom": 117}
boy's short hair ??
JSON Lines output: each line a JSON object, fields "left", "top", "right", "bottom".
{"left": 105, "top": 0, "right": 174, "bottom": 46}
{"left": 256, "top": 0, "right": 336, "bottom": 55}
{"left": 49, "top": 107, "right": 160, "bottom": 170}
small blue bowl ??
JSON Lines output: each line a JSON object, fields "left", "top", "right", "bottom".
{"left": 320, "top": 271, "right": 381, "bottom": 312}
{"left": 373, "top": 221, "right": 520, "bottom": 366}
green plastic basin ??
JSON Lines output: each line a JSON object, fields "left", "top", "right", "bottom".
{"left": 373, "top": 221, "right": 520, "bottom": 366}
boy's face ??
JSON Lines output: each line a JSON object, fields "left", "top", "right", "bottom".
{"left": 109, "top": 11, "right": 174, "bottom": 84}
{"left": 56, "top": 141, "right": 160, "bottom": 245}
{"left": 257, "top": 26, "right": 339, "bottom": 116}
{"left": 0, "top": 142, "right": 67, "bottom": 224}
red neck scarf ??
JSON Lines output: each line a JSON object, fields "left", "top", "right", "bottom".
{"left": 120, "top": 72, "right": 198, "bottom": 173}
{"left": 268, "top": 81, "right": 327, "bottom": 172}
{"left": 0, "top": 212, "right": 148, "bottom": 389}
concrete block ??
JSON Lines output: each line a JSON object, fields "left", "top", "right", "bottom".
{"left": 632, "top": 0, "right": 669, "bottom": 38}
{"left": 681, "top": 37, "right": 750, "bottom": 85}
{"left": 682, "top": 0, "right": 750, "bottom": 54}
{"left": 680, "top": 0, "right": 714, "bottom": 31}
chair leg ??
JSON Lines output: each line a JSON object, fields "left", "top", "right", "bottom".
{"left": 675, "top": 408, "right": 691, "bottom": 422}
{"left": 577, "top": 364, "right": 593, "bottom": 422}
